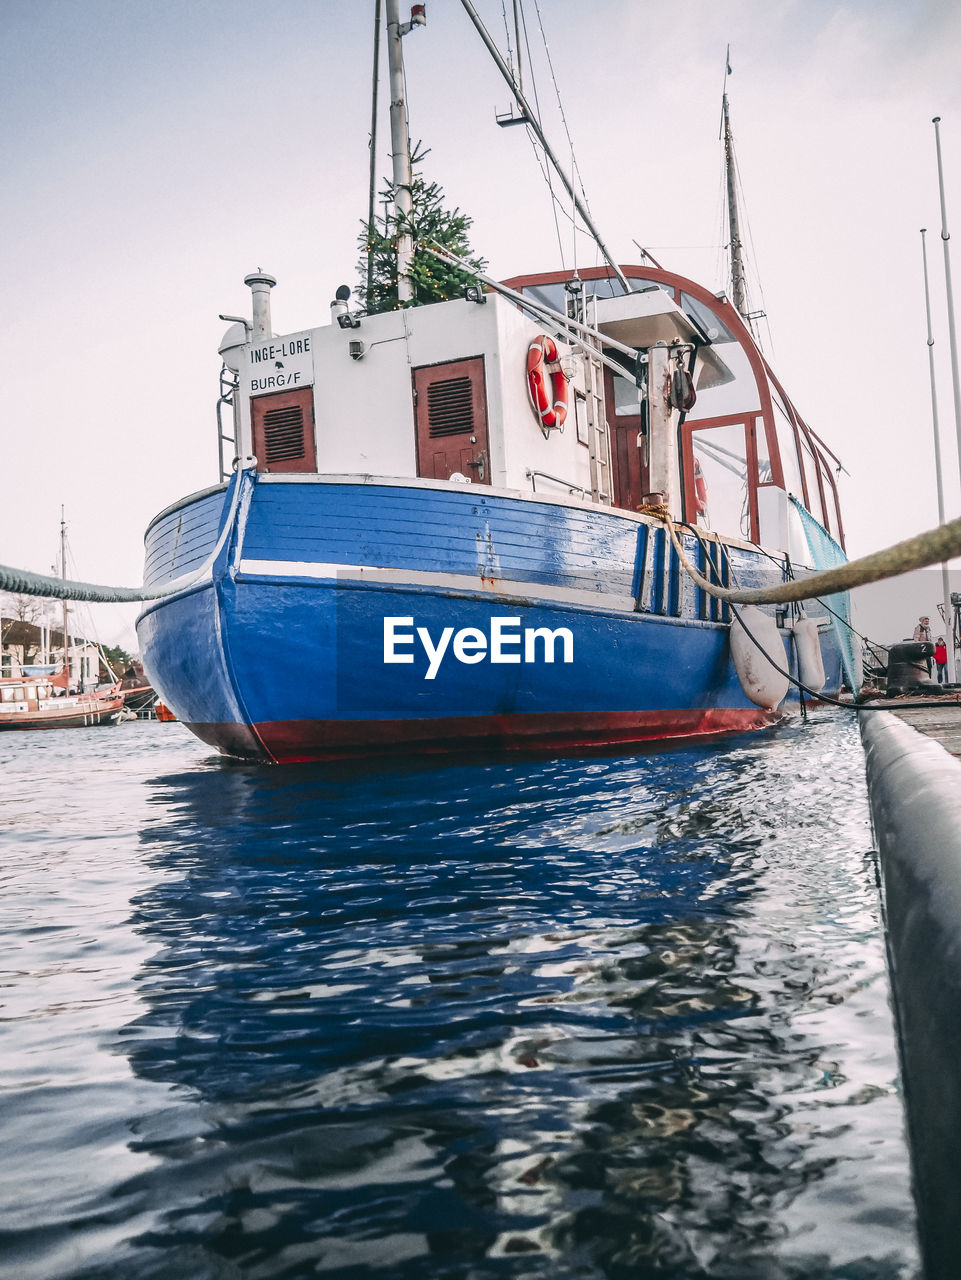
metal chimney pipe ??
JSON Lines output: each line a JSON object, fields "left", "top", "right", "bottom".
{"left": 244, "top": 271, "right": 277, "bottom": 338}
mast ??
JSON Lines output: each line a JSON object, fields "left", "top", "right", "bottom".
{"left": 366, "top": 0, "right": 382, "bottom": 307}
{"left": 722, "top": 51, "right": 748, "bottom": 320}
{"left": 932, "top": 117, "right": 961, "bottom": 496}
{"left": 921, "top": 228, "right": 956, "bottom": 683}
{"left": 60, "top": 506, "right": 69, "bottom": 683}
{"left": 385, "top": 0, "right": 424, "bottom": 305}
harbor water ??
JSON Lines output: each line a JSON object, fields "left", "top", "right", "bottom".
{"left": 0, "top": 714, "right": 919, "bottom": 1278}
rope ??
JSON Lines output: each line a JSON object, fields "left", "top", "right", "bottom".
{"left": 663, "top": 512, "right": 961, "bottom": 606}
{"left": 679, "top": 519, "right": 961, "bottom": 714}
{"left": 0, "top": 462, "right": 253, "bottom": 605}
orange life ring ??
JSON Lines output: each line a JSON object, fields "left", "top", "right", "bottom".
{"left": 527, "top": 335, "right": 569, "bottom": 431}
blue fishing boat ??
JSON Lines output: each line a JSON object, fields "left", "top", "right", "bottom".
{"left": 136, "top": 5, "right": 855, "bottom": 763}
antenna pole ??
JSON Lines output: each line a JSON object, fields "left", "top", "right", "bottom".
{"left": 366, "top": 0, "right": 383, "bottom": 307}
{"left": 459, "top": 0, "right": 630, "bottom": 293}
{"left": 933, "top": 117, "right": 961, "bottom": 493}
{"left": 385, "top": 0, "right": 415, "bottom": 304}
{"left": 921, "top": 227, "right": 956, "bottom": 682}
{"left": 512, "top": 0, "right": 523, "bottom": 98}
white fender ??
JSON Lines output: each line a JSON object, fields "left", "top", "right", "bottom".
{"left": 730, "top": 606, "right": 790, "bottom": 709}
{"left": 792, "top": 617, "right": 826, "bottom": 692}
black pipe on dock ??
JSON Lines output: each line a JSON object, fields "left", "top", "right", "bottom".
{"left": 860, "top": 710, "right": 961, "bottom": 1280}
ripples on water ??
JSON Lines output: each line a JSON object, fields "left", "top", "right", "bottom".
{"left": 0, "top": 715, "right": 919, "bottom": 1278}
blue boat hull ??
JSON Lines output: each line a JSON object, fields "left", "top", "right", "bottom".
{"left": 137, "top": 475, "right": 843, "bottom": 762}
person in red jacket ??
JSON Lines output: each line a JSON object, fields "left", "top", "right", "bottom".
{"left": 934, "top": 636, "right": 948, "bottom": 683}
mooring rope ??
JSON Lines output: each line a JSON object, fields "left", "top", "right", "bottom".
{"left": 663, "top": 512, "right": 961, "bottom": 606}
{"left": 674, "top": 519, "right": 950, "bottom": 712}
{"left": 0, "top": 463, "right": 252, "bottom": 605}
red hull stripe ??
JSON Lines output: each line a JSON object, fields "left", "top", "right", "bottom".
{"left": 187, "top": 708, "right": 780, "bottom": 764}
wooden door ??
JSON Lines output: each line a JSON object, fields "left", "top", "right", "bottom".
{"left": 413, "top": 357, "right": 490, "bottom": 484}
{"left": 251, "top": 387, "right": 317, "bottom": 473}
{"left": 604, "top": 366, "right": 650, "bottom": 511}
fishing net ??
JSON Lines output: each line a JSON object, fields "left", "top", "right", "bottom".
{"left": 789, "top": 497, "right": 861, "bottom": 692}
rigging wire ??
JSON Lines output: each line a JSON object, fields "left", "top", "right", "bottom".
{"left": 500, "top": 0, "right": 515, "bottom": 81}
{"left": 513, "top": 0, "right": 565, "bottom": 266}
{"left": 731, "top": 143, "right": 776, "bottom": 354}
{"left": 530, "top": 0, "right": 593, "bottom": 271}
{"left": 531, "top": 0, "right": 592, "bottom": 214}
{"left": 713, "top": 130, "right": 728, "bottom": 289}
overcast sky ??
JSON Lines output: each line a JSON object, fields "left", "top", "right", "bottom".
{"left": 3, "top": 0, "right": 961, "bottom": 649}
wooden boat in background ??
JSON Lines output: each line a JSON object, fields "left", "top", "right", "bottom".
{"left": 0, "top": 667, "right": 124, "bottom": 731}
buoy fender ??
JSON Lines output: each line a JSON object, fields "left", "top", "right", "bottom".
{"left": 729, "top": 606, "right": 790, "bottom": 709}
{"left": 792, "top": 617, "right": 826, "bottom": 693}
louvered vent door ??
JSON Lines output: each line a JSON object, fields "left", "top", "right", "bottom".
{"left": 251, "top": 387, "right": 317, "bottom": 473}
{"left": 413, "top": 357, "right": 489, "bottom": 485}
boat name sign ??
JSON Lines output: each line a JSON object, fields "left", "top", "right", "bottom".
{"left": 246, "top": 330, "right": 314, "bottom": 396}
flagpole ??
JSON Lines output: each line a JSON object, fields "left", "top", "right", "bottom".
{"left": 921, "top": 227, "right": 956, "bottom": 682}
{"left": 933, "top": 118, "right": 961, "bottom": 490}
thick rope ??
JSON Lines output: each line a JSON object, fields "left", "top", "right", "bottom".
{"left": 664, "top": 513, "right": 961, "bottom": 605}
{"left": 678, "top": 519, "right": 961, "bottom": 713}
{"left": 0, "top": 464, "right": 252, "bottom": 605}
{"left": 0, "top": 567, "right": 150, "bottom": 604}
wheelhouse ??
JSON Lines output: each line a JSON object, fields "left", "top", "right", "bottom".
{"left": 503, "top": 265, "right": 845, "bottom": 552}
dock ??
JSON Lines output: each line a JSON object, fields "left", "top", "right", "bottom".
{"left": 876, "top": 696, "right": 961, "bottom": 755}
{"left": 858, "top": 697, "right": 961, "bottom": 1280}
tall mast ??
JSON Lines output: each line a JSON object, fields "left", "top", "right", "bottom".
{"left": 933, "top": 117, "right": 961, "bottom": 495}
{"left": 722, "top": 51, "right": 748, "bottom": 320}
{"left": 60, "top": 506, "right": 69, "bottom": 682}
{"left": 385, "top": 0, "right": 423, "bottom": 305}
{"left": 921, "top": 227, "right": 956, "bottom": 683}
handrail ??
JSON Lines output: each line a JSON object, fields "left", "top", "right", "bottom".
{"left": 525, "top": 468, "right": 588, "bottom": 497}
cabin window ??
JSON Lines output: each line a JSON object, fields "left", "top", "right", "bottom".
{"left": 520, "top": 283, "right": 569, "bottom": 314}
{"left": 612, "top": 374, "right": 643, "bottom": 417}
{"left": 585, "top": 276, "right": 659, "bottom": 301}
{"left": 680, "top": 293, "right": 735, "bottom": 344}
{"left": 798, "top": 430, "right": 825, "bottom": 525}
{"left": 755, "top": 416, "right": 773, "bottom": 485}
{"left": 687, "top": 341, "right": 760, "bottom": 420}
{"left": 574, "top": 391, "right": 590, "bottom": 445}
{"left": 250, "top": 387, "right": 317, "bottom": 474}
{"left": 818, "top": 457, "right": 840, "bottom": 540}
{"left": 771, "top": 397, "right": 804, "bottom": 498}
{"left": 691, "top": 422, "right": 753, "bottom": 540}
{"left": 3, "top": 686, "right": 24, "bottom": 701}
{"left": 519, "top": 276, "right": 653, "bottom": 316}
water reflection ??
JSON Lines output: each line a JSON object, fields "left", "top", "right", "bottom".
{"left": 111, "top": 718, "right": 918, "bottom": 1278}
